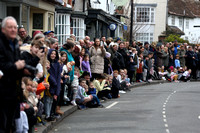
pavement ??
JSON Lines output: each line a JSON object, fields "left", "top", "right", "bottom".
{"left": 37, "top": 80, "right": 167, "bottom": 133}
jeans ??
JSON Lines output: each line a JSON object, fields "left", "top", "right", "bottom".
{"left": 44, "top": 95, "right": 53, "bottom": 117}
{"left": 91, "top": 94, "right": 100, "bottom": 105}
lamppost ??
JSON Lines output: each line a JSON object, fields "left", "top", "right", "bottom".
{"left": 130, "top": 0, "right": 133, "bottom": 45}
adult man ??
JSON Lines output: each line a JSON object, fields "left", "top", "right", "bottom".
{"left": 0, "top": 16, "right": 25, "bottom": 132}
{"left": 18, "top": 27, "right": 32, "bottom": 44}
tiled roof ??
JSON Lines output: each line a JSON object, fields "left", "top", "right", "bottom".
{"left": 168, "top": 0, "right": 200, "bottom": 18}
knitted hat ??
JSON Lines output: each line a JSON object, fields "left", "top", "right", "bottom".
{"left": 105, "top": 52, "right": 111, "bottom": 58}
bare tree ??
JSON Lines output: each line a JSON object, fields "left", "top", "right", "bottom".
{"left": 124, "top": 0, "right": 151, "bottom": 42}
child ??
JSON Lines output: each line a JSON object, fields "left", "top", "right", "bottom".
{"left": 81, "top": 54, "right": 91, "bottom": 77}
{"left": 71, "top": 67, "right": 79, "bottom": 106}
{"left": 22, "top": 77, "right": 38, "bottom": 132}
{"left": 87, "top": 82, "right": 103, "bottom": 108}
{"left": 124, "top": 69, "right": 131, "bottom": 85}
{"left": 58, "top": 51, "right": 69, "bottom": 114}
{"left": 79, "top": 48, "right": 85, "bottom": 70}
{"left": 136, "top": 57, "right": 143, "bottom": 82}
{"left": 44, "top": 49, "right": 61, "bottom": 121}
{"left": 127, "top": 56, "right": 136, "bottom": 83}
{"left": 143, "top": 55, "right": 149, "bottom": 82}
{"left": 175, "top": 55, "right": 181, "bottom": 68}
{"left": 93, "top": 74, "right": 112, "bottom": 99}
{"left": 171, "top": 68, "right": 179, "bottom": 82}
{"left": 180, "top": 69, "right": 191, "bottom": 82}
{"left": 76, "top": 78, "right": 93, "bottom": 109}
{"left": 112, "top": 70, "right": 120, "bottom": 98}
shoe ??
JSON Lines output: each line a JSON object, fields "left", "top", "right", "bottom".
{"left": 148, "top": 79, "right": 153, "bottom": 82}
{"left": 119, "top": 90, "right": 126, "bottom": 94}
{"left": 78, "top": 104, "right": 86, "bottom": 110}
{"left": 98, "top": 104, "right": 104, "bottom": 108}
{"left": 139, "top": 80, "right": 143, "bottom": 82}
{"left": 71, "top": 100, "right": 77, "bottom": 106}
{"left": 35, "top": 128, "right": 38, "bottom": 132}
{"left": 118, "top": 94, "right": 120, "bottom": 98}
{"left": 45, "top": 116, "right": 55, "bottom": 121}
{"left": 56, "top": 106, "right": 64, "bottom": 115}
{"left": 63, "top": 96, "right": 70, "bottom": 102}
{"left": 101, "top": 97, "right": 107, "bottom": 101}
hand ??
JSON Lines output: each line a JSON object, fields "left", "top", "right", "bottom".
{"left": 36, "top": 49, "right": 44, "bottom": 58}
{"left": 60, "top": 79, "right": 63, "bottom": 84}
{"left": 15, "top": 60, "right": 25, "bottom": 70}
{"left": 0, "top": 75, "right": 2, "bottom": 79}
{"left": 54, "top": 95, "right": 57, "bottom": 100}
{"left": 43, "top": 82, "right": 50, "bottom": 89}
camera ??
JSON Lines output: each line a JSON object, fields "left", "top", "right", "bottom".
{"left": 24, "top": 65, "right": 38, "bottom": 76}
{"left": 40, "top": 46, "right": 45, "bottom": 53}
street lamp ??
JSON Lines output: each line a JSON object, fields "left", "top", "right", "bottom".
{"left": 130, "top": 0, "right": 133, "bottom": 45}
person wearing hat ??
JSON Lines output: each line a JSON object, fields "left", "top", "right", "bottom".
{"left": 104, "top": 52, "right": 113, "bottom": 75}
{"left": 44, "top": 31, "right": 54, "bottom": 38}
{"left": 115, "top": 37, "right": 121, "bottom": 45}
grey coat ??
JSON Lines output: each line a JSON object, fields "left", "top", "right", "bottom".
{"left": 162, "top": 51, "right": 169, "bottom": 68}
{"left": 89, "top": 46, "right": 106, "bottom": 74}
{"left": 177, "top": 49, "right": 186, "bottom": 67}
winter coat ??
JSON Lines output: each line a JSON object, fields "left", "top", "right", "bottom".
{"left": 60, "top": 47, "right": 75, "bottom": 82}
{"left": 104, "top": 58, "right": 112, "bottom": 75}
{"left": 108, "top": 47, "right": 125, "bottom": 71}
{"left": 47, "top": 49, "right": 61, "bottom": 96}
{"left": 156, "top": 51, "right": 163, "bottom": 68}
{"left": 186, "top": 50, "right": 196, "bottom": 69}
{"left": 111, "top": 77, "right": 120, "bottom": 98}
{"left": 177, "top": 49, "right": 186, "bottom": 67}
{"left": 81, "top": 60, "right": 91, "bottom": 77}
{"left": 162, "top": 51, "right": 169, "bottom": 68}
{"left": 118, "top": 48, "right": 128, "bottom": 68}
{"left": 0, "top": 31, "right": 23, "bottom": 103}
{"left": 21, "top": 51, "right": 40, "bottom": 68}
{"left": 89, "top": 46, "right": 106, "bottom": 74}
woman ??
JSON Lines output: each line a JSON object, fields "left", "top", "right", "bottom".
{"left": 60, "top": 41, "right": 75, "bottom": 83}
{"left": 89, "top": 38, "right": 106, "bottom": 80}
{"left": 60, "top": 41, "right": 75, "bottom": 101}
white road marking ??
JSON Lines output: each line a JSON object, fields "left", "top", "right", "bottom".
{"left": 163, "top": 111, "right": 166, "bottom": 114}
{"left": 163, "top": 108, "right": 166, "bottom": 111}
{"left": 106, "top": 102, "right": 118, "bottom": 109}
{"left": 163, "top": 105, "right": 166, "bottom": 107}
{"left": 163, "top": 115, "right": 166, "bottom": 118}
{"left": 163, "top": 119, "right": 167, "bottom": 122}
{"left": 165, "top": 124, "right": 168, "bottom": 128}
{"left": 166, "top": 129, "right": 170, "bottom": 133}
{"left": 198, "top": 116, "right": 200, "bottom": 119}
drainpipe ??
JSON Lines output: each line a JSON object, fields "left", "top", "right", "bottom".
{"left": 96, "top": 20, "right": 99, "bottom": 38}
{"left": 130, "top": 0, "right": 133, "bottom": 45}
{"left": 83, "top": 0, "right": 85, "bottom": 12}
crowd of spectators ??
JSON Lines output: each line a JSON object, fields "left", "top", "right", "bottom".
{"left": 0, "top": 16, "right": 200, "bottom": 133}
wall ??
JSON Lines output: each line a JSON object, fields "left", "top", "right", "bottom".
{"left": 135, "top": 0, "right": 167, "bottom": 42}
{"left": 168, "top": 15, "right": 200, "bottom": 44}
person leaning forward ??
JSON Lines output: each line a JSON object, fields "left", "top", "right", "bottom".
{"left": 0, "top": 16, "right": 26, "bottom": 133}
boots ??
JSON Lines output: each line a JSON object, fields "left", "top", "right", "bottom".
{"left": 56, "top": 106, "right": 64, "bottom": 115}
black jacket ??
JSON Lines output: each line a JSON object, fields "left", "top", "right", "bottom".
{"left": 0, "top": 31, "right": 23, "bottom": 102}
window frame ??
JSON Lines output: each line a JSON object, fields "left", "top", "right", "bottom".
{"left": 134, "top": 6, "right": 155, "bottom": 24}
{"left": 171, "top": 15, "right": 175, "bottom": 25}
{"left": 135, "top": 32, "right": 154, "bottom": 44}
{"left": 70, "top": 18, "right": 85, "bottom": 41}
{"left": 55, "top": 13, "right": 71, "bottom": 47}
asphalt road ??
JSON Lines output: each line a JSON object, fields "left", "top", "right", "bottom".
{"left": 50, "top": 82, "right": 200, "bottom": 133}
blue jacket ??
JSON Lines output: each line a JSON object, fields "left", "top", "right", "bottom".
{"left": 48, "top": 49, "right": 61, "bottom": 96}
{"left": 60, "top": 47, "right": 75, "bottom": 82}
